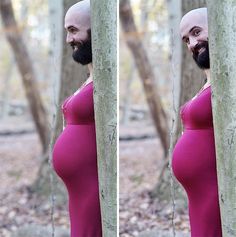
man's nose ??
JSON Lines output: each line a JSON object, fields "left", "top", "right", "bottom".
{"left": 66, "top": 33, "right": 73, "bottom": 44}
{"left": 188, "top": 37, "right": 198, "bottom": 52}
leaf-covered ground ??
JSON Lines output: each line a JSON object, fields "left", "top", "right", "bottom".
{"left": 0, "top": 116, "right": 69, "bottom": 237}
{"left": 119, "top": 121, "right": 190, "bottom": 237}
{"left": 0, "top": 116, "right": 190, "bottom": 237}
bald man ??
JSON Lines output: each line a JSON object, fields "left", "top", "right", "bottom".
{"left": 52, "top": 1, "right": 102, "bottom": 237}
{"left": 65, "top": 0, "right": 92, "bottom": 66}
{"left": 172, "top": 8, "right": 222, "bottom": 237}
{"left": 180, "top": 8, "right": 209, "bottom": 71}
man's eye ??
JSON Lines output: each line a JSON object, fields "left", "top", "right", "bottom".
{"left": 69, "top": 28, "right": 77, "bottom": 34}
{"left": 185, "top": 38, "right": 189, "bottom": 44}
{"left": 194, "top": 30, "right": 200, "bottom": 36}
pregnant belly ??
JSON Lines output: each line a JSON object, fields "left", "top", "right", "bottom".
{"left": 172, "top": 128, "right": 216, "bottom": 189}
{"left": 52, "top": 124, "right": 97, "bottom": 179}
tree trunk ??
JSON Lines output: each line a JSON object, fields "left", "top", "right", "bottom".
{"left": 0, "top": 0, "right": 49, "bottom": 152}
{"left": 208, "top": 1, "right": 236, "bottom": 236}
{"left": 120, "top": 0, "right": 169, "bottom": 157}
{"left": 32, "top": 0, "right": 88, "bottom": 202}
{"left": 121, "top": 60, "right": 135, "bottom": 125}
{"left": 174, "top": 0, "right": 206, "bottom": 144}
{"left": 48, "top": 0, "right": 63, "bottom": 117}
{"left": 151, "top": 0, "right": 207, "bottom": 200}
{"left": 0, "top": 54, "right": 14, "bottom": 119}
{"left": 91, "top": 0, "right": 117, "bottom": 236}
{"left": 166, "top": 0, "right": 181, "bottom": 110}
{"left": 52, "top": 0, "right": 88, "bottom": 145}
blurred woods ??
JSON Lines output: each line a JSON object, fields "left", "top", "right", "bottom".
{"left": 119, "top": 0, "right": 206, "bottom": 236}
{"left": 0, "top": 0, "right": 87, "bottom": 236}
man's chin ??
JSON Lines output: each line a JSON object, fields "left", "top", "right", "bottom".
{"left": 71, "top": 44, "right": 92, "bottom": 65}
{"left": 73, "top": 59, "right": 90, "bottom": 65}
{"left": 72, "top": 55, "right": 91, "bottom": 65}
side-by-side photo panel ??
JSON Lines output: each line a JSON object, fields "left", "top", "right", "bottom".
{"left": 119, "top": 0, "right": 225, "bottom": 237}
{"left": 0, "top": 0, "right": 117, "bottom": 237}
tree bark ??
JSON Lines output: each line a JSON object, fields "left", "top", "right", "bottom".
{"left": 0, "top": 54, "right": 14, "bottom": 119}
{"left": 166, "top": 0, "right": 181, "bottom": 110}
{"left": 52, "top": 0, "right": 88, "bottom": 145}
{"left": 120, "top": 60, "right": 134, "bottom": 125}
{"left": 48, "top": 0, "right": 63, "bottom": 116}
{"left": 120, "top": 0, "right": 169, "bottom": 157}
{"left": 151, "top": 0, "right": 207, "bottom": 200}
{"left": 174, "top": 0, "right": 206, "bottom": 144}
{"left": 32, "top": 0, "right": 88, "bottom": 202}
{"left": 208, "top": 1, "right": 236, "bottom": 236}
{"left": 0, "top": 0, "right": 49, "bottom": 152}
{"left": 91, "top": 0, "right": 117, "bottom": 236}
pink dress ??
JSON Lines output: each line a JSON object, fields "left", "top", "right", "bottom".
{"left": 172, "top": 86, "right": 222, "bottom": 237}
{"left": 53, "top": 82, "right": 102, "bottom": 237}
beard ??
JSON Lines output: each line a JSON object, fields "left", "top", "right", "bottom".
{"left": 192, "top": 41, "right": 210, "bottom": 69}
{"left": 71, "top": 30, "right": 92, "bottom": 65}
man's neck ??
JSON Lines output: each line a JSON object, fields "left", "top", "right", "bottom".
{"left": 88, "top": 63, "right": 93, "bottom": 81}
{"left": 204, "top": 69, "right": 211, "bottom": 85}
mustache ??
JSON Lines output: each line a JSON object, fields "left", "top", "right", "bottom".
{"left": 192, "top": 42, "right": 208, "bottom": 55}
{"left": 192, "top": 41, "right": 210, "bottom": 69}
{"left": 70, "top": 41, "right": 83, "bottom": 49}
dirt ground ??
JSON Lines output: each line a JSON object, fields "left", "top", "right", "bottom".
{"left": 0, "top": 116, "right": 69, "bottom": 237}
{"left": 119, "top": 121, "right": 190, "bottom": 237}
{"left": 0, "top": 115, "right": 190, "bottom": 237}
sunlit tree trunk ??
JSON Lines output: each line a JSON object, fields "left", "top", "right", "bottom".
{"left": 0, "top": 54, "right": 14, "bottom": 119}
{"left": 91, "top": 0, "right": 117, "bottom": 236}
{"left": 48, "top": 0, "right": 63, "bottom": 116}
{"left": 52, "top": 0, "right": 88, "bottom": 145}
{"left": 0, "top": 0, "right": 49, "bottom": 152}
{"left": 121, "top": 60, "right": 134, "bottom": 125}
{"left": 166, "top": 0, "right": 181, "bottom": 110}
{"left": 174, "top": 0, "right": 206, "bottom": 144}
{"left": 208, "top": 1, "right": 236, "bottom": 236}
{"left": 151, "top": 0, "right": 207, "bottom": 201}
{"left": 32, "top": 0, "right": 88, "bottom": 202}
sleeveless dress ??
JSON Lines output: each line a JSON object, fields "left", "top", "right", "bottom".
{"left": 172, "top": 86, "right": 222, "bottom": 237}
{"left": 52, "top": 82, "right": 102, "bottom": 237}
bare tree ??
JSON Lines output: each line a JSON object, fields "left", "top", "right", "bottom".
{"left": 120, "top": 0, "right": 169, "bottom": 157}
{"left": 208, "top": 0, "right": 236, "bottom": 236}
{"left": 0, "top": 54, "right": 14, "bottom": 119}
{"left": 174, "top": 0, "right": 206, "bottom": 144}
{"left": 32, "top": 0, "right": 88, "bottom": 202}
{"left": 91, "top": 0, "right": 117, "bottom": 236}
{"left": 0, "top": 0, "right": 49, "bottom": 152}
{"left": 150, "top": 0, "right": 207, "bottom": 199}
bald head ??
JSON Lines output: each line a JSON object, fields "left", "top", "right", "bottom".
{"left": 180, "top": 8, "right": 210, "bottom": 69}
{"left": 180, "top": 8, "right": 208, "bottom": 38}
{"left": 65, "top": 0, "right": 90, "bottom": 30}
{"left": 64, "top": 0, "right": 92, "bottom": 65}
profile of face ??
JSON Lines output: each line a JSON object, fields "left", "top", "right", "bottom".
{"left": 180, "top": 8, "right": 210, "bottom": 69}
{"left": 70, "top": 29, "right": 92, "bottom": 65}
{"left": 64, "top": 2, "right": 92, "bottom": 65}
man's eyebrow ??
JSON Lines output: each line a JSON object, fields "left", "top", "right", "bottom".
{"left": 182, "top": 26, "right": 201, "bottom": 40}
{"left": 66, "top": 25, "right": 76, "bottom": 30}
{"left": 189, "top": 26, "right": 201, "bottom": 34}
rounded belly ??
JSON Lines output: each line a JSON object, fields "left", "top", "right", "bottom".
{"left": 172, "top": 128, "right": 216, "bottom": 189}
{"left": 52, "top": 124, "right": 97, "bottom": 180}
